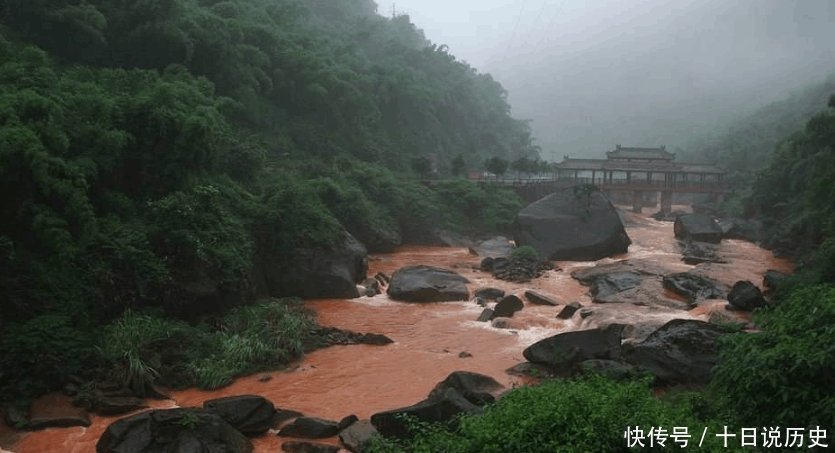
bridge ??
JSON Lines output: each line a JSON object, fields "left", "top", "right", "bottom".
{"left": 471, "top": 146, "right": 729, "bottom": 212}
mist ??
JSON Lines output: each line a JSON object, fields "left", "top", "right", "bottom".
{"left": 375, "top": 0, "right": 835, "bottom": 159}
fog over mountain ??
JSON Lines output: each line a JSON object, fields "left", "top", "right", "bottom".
{"left": 375, "top": 0, "right": 835, "bottom": 159}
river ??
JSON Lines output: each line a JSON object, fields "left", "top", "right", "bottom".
{"left": 2, "top": 209, "right": 792, "bottom": 452}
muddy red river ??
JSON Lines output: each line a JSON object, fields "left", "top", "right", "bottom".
{"left": 2, "top": 209, "right": 792, "bottom": 452}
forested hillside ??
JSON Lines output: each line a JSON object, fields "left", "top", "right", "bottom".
{"left": 0, "top": 0, "right": 535, "bottom": 397}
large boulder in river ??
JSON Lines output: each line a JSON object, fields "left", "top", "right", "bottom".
{"left": 468, "top": 236, "right": 515, "bottom": 259}
{"left": 371, "top": 388, "right": 480, "bottom": 438}
{"left": 97, "top": 408, "right": 252, "bottom": 453}
{"left": 427, "top": 371, "right": 505, "bottom": 406}
{"left": 622, "top": 319, "right": 730, "bottom": 384}
{"left": 514, "top": 187, "right": 631, "bottom": 261}
{"left": 662, "top": 272, "right": 725, "bottom": 304}
{"left": 257, "top": 229, "right": 367, "bottom": 299}
{"left": 674, "top": 214, "right": 723, "bottom": 243}
{"left": 523, "top": 324, "right": 624, "bottom": 370}
{"left": 387, "top": 265, "right": 470, "bottom": 302}
{"left": 727, "top": 280, "right": 766, "bottom": 311}
{"left": 203, "top": 395, "right": 275, "bottom": 436}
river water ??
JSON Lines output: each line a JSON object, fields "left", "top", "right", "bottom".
{"left": 2, "top": 210, "right": 792, "bottom": 452}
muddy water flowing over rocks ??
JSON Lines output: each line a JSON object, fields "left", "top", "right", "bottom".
{"left": 4, "top": 210, "right": 792, "bottom": 452}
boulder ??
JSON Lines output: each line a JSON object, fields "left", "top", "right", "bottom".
{"left": 589, "top": 272, "right": 643, "bottom": 302}
{"left": 339, "top": 420, "right": 379, "bottom": 452}
{"left": 93, "top": 396, "right": 147, "bottom": 416}
{"left": 427, "top": 371, "right": 505, "bottom": 406}
{"left": 524, "top": 290, "right": 560, "bottom": 306}
{"left": 674, "top": 214, "right": 722, "bottom": 244}
{"left": 273, "top": 409, "right": 304, "bottom": 428}
{"left": 357, "top": 333, "right": 393, "bottom": 346}
{"left": 476, "top": 308, "right": 494, "bottom": 322}
{"left": 514, "top": 187, "right": 631, "bottom": 261}
{"left": 679, "top": 240, "right": 725, "bottom": 265}
{"left": 763, "top": 270, "right": 789, "bottom": 293}
{"left": 492, "top": 295, "right": 524, "bottom": 318}
{"left": 717, "top": 217, "right": 762, "bottom": 241}
{"left": 203, "top": 395, "right": 275, "bottom": 436}
{"left": 557, "top": 302, "right": 582, "bottom": 319}
{"left": 468, "top": 236, "right": 515, "bottom": 259}
{"left": 474, "top": 287, "right": 505, "bottom": 300}
{"left": 522, "top": 324, "right": 624, "bottom": 370}
{"left": 491, "top": 318, "right": 513, "bottom": 329}
{"left": 386, "top": 265, "right": 470, "bottom": 302}
{"left": 662, "top": 272, "right": 725, "bottom": 304}
{"left": 278, "top": 417, "right": 339, "bottom": 439}
{"left": 96, "top": 408, "right": 251, "bottom": 453}
{"left": 577, "top": 359, "right": 639, "bottom": 380}
{"left": 370, "top": 388, "right": 479, "bottom": 438}
{"left": 361, "top": 278, "right": 380, "bottom": 297}
{"left": 258, "top": 229, "right": 367, "bottom": 299}
{"left": 622, "top": 319, "right": 730, "bottom": 384}
{"left": 727, "top": 280, "right": 766, "bottom": 311}
{"left": 281, "top": 441, "right": 340, "bottom": 453}
{"left": 338, "top": 415, "right": 359, "bottom": 431}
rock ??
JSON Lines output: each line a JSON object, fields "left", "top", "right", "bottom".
{"left": 651, "top": 210, "right": 688, "bottom": 221}
{"left": 578, "top": 359, "right": 639, "bottom": 380}
{"left": 623, "top": 319, "right": 730, "bottom": 384}
{"left": 514, "top": 187, "right": 631, "bottom": 260}
{"left": 524, "top": 290, "right": 560, "bottom": 306}
{"left": 338, "top": 414, "right": 359, "bottom": 431}
{"left": 3, "top": 405, "right": 26, "bottom": 428}
{"left": 474, "top": 287, "right": 505, "bottom": 300}
{"left": 339, "top": 420, "right": 379, "bottom": 452}
{"left": 579, "top": 308, "right": 594, "bottom": 319}
{"left": 27, "top": 396, "right": 91, "bottom": 430}
{"left": 491, "top": 318, "right": 513, "bottom": 329}
{"left": 763, "top": 270, "right": 789, "bottom": 293}
{"left": 427, "top": 371, "right": 505, "bottom": 406}
{"left": 93, "top": 396, "right": 147, "bottom": 416}
{"left": 727, "top": 280, "right": 766, "bottom": 311}
{"left": 505, "top": 362, "right": 556, "bottom": 379}
{"left": 458, "top": 351, "right": 473, "bottom": 358}
{"left": 281, "top": 441, "right": 340, "bottom": 453}
{"left": 708, "top": 309, "right": 749, "bottom": 329}
{"left": 468, "top": 236, "right": 515, "bottom": 259}
{"left": 278, "top": 417, "right": 340, "bottom": 439}
{"left": 680, "top": 240, "right": 725, "bottom": 265}
{"left": 674, "top": 214, "right": 723, "bottom": 244}
{"left": 557, "top": 302, "right": 582, "bottom": 319}
{"left": 474, "top": 297, "right": 487, "bottom": 307}
{"left": 358, "top": 333, "right": 394, "bottom": 345}
{"left": 361, "top": 278, "right": 380, "bottom": 297}
{"left": 370, "top": 388, "right": 480, "bottom": 438}
{"left": 203, "top": 395, "right": 275, "bottom": 436}
{"left": 692, "top": 202, "right": 720, "bottom": 216}
{"left": 258, "top": 375, "right": 272, "bottom": 383}
{"left": 522, "top": 324, "right": 624, "bottom": 370}
{"left": 479, "top": 257, "right": 495, "bottom": 272}
{"left": 476, "top": 308, "right": 494, "bottom": 322}
{"left": 386, "top": 265, "right": 470, "bottom": 302}
{"left": 662, "top": 272, "right": 726, "bottom": 303}
{"left": 589, "top": 272, "right": 643, "bottom": 301}
{"left": 374, "top": 272, "right": 391, "bottom": 286}
{"left": 273, "top": 409, "right": 304, "bottom": 428}
{"left": 257, "top": 229, "right": 367, "bottom": 299}
{"left": 96, "top": 408, "right": 251, "bottom": 453}
{"left": 492, "top": 295, "right": 523, "bottom": 318}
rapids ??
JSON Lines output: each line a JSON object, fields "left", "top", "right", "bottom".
{"left": 2, "top": 209, "right": 792, "bottom": 452}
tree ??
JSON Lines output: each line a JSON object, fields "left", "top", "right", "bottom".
{"left": 484, "top": 157, "right": 508, "bottom": 179}
{"left": 410, "top": 156, "right": 432, "bottom": 178}
{"left": 451, "top": 154, "right": 465, "bottom": 177}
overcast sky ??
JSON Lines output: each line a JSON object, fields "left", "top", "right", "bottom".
{"left": 375, "top": 0, "right": 835, "bottom": 159}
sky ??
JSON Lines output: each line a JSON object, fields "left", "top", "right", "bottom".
{"left": 374, "top": 0, "right": 835, "bottom": 159}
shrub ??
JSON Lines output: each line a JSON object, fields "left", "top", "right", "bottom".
{"left": 510, "top": 245, "right": 539, "bottom": 262}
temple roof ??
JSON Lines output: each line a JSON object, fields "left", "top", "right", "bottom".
{"left": 606, "top": 146, "right": 675, "bottom": 161}
{"left": 555, "top": 158, "right": 724, "bottom": 174}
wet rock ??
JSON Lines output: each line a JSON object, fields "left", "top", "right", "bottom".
{"left": 717, "top": 217, "right": 762, "bottom": 241}
{"left": 579, "top": 308, "right": 594, "bottom": 319}
{"left": 505, "top": 362, "right": 556, "bottom": 379}
{"left": 3, "top": 405, "right": 26, "bottom": 428}
{"left": 589, "top": 272, "right": 643, "bottom": 301}
{"left": 680, "top": 240, "right": 725, "bottom": 265}
{"left": 358, "top": 333, "right": 394, "bottom": 345}
{"left": 93, "top": 396, "right": 147, "bottom": 416}
{"left": 458, "top": 351, "right": 473, "bottom": 358}
{"left": 522, "top": 324, "right": 624, "bottom": 370}
{"left": 27, "top": 397, "right": 91, "bottom": 430}
{"left": 97, "top": 408, "right": 251, "bottom": 453}
{"left": 514, "top": 187, "right": 631, "bottom": 260}
{"left": 476, "top": 308, "right": 494, "bottom": 322}
{"left": 370, "top": 388, "right": 480, "bottom": 438}
{"left": 727, "top": 280, "right": 766, "bottom": 311}
{"left": 578, "top": 359, "right": 639, "bottom": 380}
{"left": 361, "top": 278, "right": 380, "bottom": 297}
{"left": 281, "top": 441, "right": 340, "bottom": 453}
{"left": 339, "top": 420, "right": 379, "bottom": 452}
{"left": 338, "top": 414, "right": 359, "bottom": 431}
{"left": 651, "top": 210, "right": 688, "bottom": 222}
{"left": 674, "top": 214, "right": 722, "bottom": 244}
{"left": 489, "top": 256, "right": 554, "bottom": 283}
{"left": 662, "top": 272, "right": 725, "bottom": 304}
{"left": 763, "top": 270, "right": 789, "bottom": 293}
{"left": 258, "top": 375, "right": 272, "bottom": 383}
{"left": 427, "top": 371, "right": 505, "bottom": 406}
{"left": 387, "top": 265, "right": 470, "bottom": 302}
{"left": 492, "top": 295, "right": 524, "bottom": 318}
{"left": 278, "top": 417, "right": 340, "bottom": 439}
{"left": 708, "top": 309, "right": 749, "bottom": 329}
{"left": 474, "top": 297, "right": 487, "bottom": 307}
{"left": 203, "top": 395, "right": 275, "bottom": 436}
{"left": 524, "top": 290, "right": 560, "bottom": 306}
{"left": 374, "top": 272, "right": 391, "bottom": 286}
{"left": 479, "top": 256, "right": 495, "bottom": 272}
{"left": 557, "top": 302, "right": 582, "bottom": 319}
{"left": 622, "top": 319, "right": 730, "bottom": 384}
{"left": 491, "top": 317, "right": 513, "bottom": 329}
{"left": 468, "top": 236, "right": 515, "bottom": 259}
{"left": 257, "top": 229, "right": 367, "bottom": 299}
{"left": 474, "top": 287, "right": 505, "bottom": 300}
{"left": 273, "top": 409, "right": 304, "bottom": 428}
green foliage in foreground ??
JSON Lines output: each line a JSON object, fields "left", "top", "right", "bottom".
{"left": 98, "top": 299, "right": 317, "bottom": 394}
{"left": 369, "top": 376, "right": 728, "bottom": 453}
{"left": 712, "top": 284, "right": 835, "bottom": 430}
